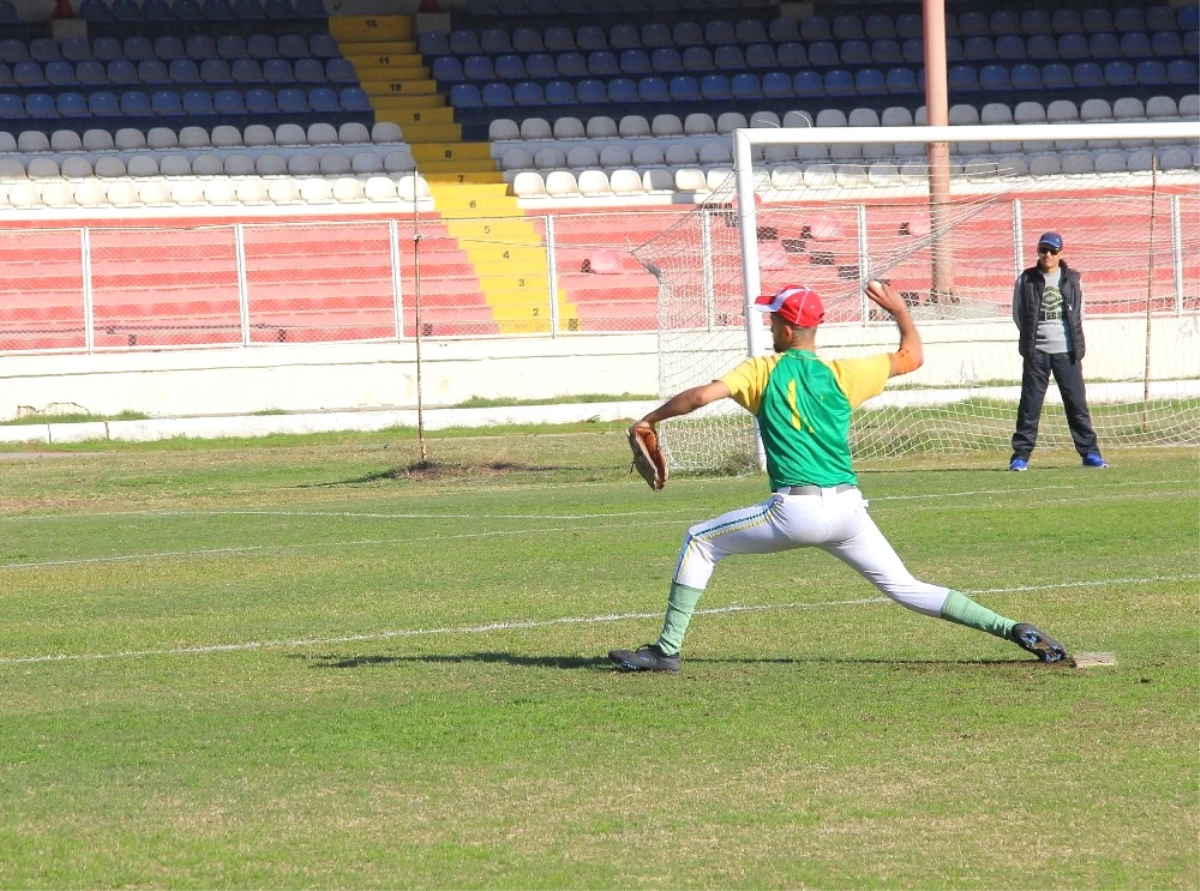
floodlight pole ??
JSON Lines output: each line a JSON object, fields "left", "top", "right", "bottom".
{"left": 924, "top": 0, "right": 957, "bottom": 305}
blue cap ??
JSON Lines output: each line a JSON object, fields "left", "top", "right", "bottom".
{"left": 1037, "top": 231, "right": 1063, "bottom": 251}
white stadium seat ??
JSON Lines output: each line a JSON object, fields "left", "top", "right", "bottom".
{"left": 512, "top": 171, "right": 547, "bottom": 198}
{"left": 351, "top": 152, "right": 384, "bottom": 174}
{"left": 339, "top": 122, "right": 371, "bottom": 145}
{"left": 192, "top": 155, "right": 225, "bottom": 176}
{"left": 95, "top": 158, "right": 128, "bottom": 178}
{"left": 371, "top": 121, "right": 404, "bottom": 143}
{"left": 299, "top": 177, "right": 335, "bottom": 203}
{"left": 364, "top": 176, "right": 397, "bottom": 202}
{"left": 51, "top": 130, "right": 83, "bottom": 152}
{"left": 146, "top": 127, "right": 179, "bottom": 149}
{"left": 318, "top": 153, "right": 352, "bottom": 175}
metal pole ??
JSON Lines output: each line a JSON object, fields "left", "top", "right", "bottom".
{"left": 234, "top": 223, "right": 250, "bottom": 347}
{"left": 1142, "top": 158, "right": 1158, "bottom": 432}
{"left": 80, "top": 227, "right": 94, "bottom": 354}
{"left": 412, "top": 187, "right": 427, "bottom": 463}
{"left": 856, "top": 203, "right": 869, "bottom": 323}
{"left": 388, "top": 219, "right": 403, "bottom": 341}
{"left": 733, "top": 128, "right": 764, "bottom": 358}
{"left": 1171, "top": 194, "right": 1184, "bottom": 315}
{"left": 923, "top": 0, "right": 956, "bottom": 305}
{"left": 701, "top": 207, "right": 715, "bottom": 330}
{"left": 545, "top": 213, "right": 560, "bottom": 336}
{"left": 1012, "top": 198, "right": 1024, "bottom": 280}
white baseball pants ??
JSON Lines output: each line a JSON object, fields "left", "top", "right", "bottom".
{"left": 672, "top": 487, "right": 951, "bottom": 616}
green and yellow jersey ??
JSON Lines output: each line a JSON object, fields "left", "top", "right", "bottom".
{"left": 720, "top": 350, "right": 890, "bottom": 490}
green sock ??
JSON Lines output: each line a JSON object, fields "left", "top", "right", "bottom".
{"left": 939, "top": 589, "right": 1016, "bottom": 640}
{"left": 655, "top": 582, "right": 704, "bottom": 656}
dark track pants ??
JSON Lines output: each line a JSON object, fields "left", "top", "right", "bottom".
{"left": 1011, "top": 350, "right": 1099, "bottom": 460}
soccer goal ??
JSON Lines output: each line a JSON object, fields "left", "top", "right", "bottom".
{"left": 634, "top": 119, "right": 1200, "bottom": 470}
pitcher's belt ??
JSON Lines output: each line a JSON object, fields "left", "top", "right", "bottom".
{"left": 776, "top": 483, "right": 857, "bottom": 496}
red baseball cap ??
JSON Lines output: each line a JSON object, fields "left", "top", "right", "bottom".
{"left": 753, "top": 285, "right": 825, "bottom": 327}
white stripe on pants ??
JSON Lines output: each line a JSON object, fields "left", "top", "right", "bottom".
{"left": 673, "top": 488, "right": 950, "bottom": 616}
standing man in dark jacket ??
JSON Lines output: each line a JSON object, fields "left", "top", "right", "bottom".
{"left": 1009, "top": 231, "right": 1107, "bottom": 471}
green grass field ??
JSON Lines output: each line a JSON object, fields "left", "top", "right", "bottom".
{"left": 1, "top": 428, "right": 1196, "bottom": 890}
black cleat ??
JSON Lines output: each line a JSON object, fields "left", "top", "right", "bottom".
{"left": 1010, "top": 623, "right": 1069, "bottom": 664}
{"left": 608, "top": 643, "right": 681, "bottom": 673}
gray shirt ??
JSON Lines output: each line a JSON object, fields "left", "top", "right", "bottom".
{"left": 1013, "top": 266, "right": 1068, "bottom": 354}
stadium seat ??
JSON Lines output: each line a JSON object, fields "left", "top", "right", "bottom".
{"left": 1041, "top": 63, "right": 1072, "bottom": 89}
{"left": 87, "top": 91, "right": 119, "bottom": 116}
{"left": 119, "top": 90, "right": 153, "bottom": 117}
{"left": 823, "top": 68, "right": 854, "bottom": 96}
{"left": 464, "top": 55, "right": 495, "bottom": 80}
{"left": 979, "top": 64, "right": 1011, "bottom": 90}
{"left": 552, "top": 116, "right": 584, "bottom": 138}
{"left": 576, "top": 79, "right": 606, "bottom": 104}
{"left": 183, "top": 89, "right": 215, "bottom": 115}
{"left": 247, "top": 34, "right": 278, "bottom": 60}
{"left": 1088, "top": 33, "right": 1121, "bottom": 58}
{"left": 1072, "top": 62, "right": 1104, "bottom": 87}
{"left": 699, "top": 74, "right": 731, "bottom": 100}
{"left": 1167, "top": 59, "right": 1198, "bottom": 84}
{"left": 232, "top": 59, "right": 265, "bottom": 85}
{"left": 855, "top": 68, "right": 886, "bottom": 94}
{"left": 338, "top": 87, "right": 370, "bottom": 111}
{"left": 14, "top": 61, "right": 46, "bottom": 87}
{"left": 278, "top": 34, "right": 309, "bottom": 60}
{"left": 495, "top": 54, "right": 526, "bottom": 80}
{"left": 865, "top": 13, "right": 896, "bottom": 40}
{"left": 610, "top": 23, "right": 640, "bottom": 50}
{"left": 637, "top": 76, "right": 668, "bottom": 102}
{"left": 762, "top": 71, "right": 792, "bottom": 98}
{"left": 608, "top": 78, "right": 638, "bottom": 102}
{"left": 1027, "top": 34, "right": 1058, "bottom": 61}
{"left": 1113, "top": 7, "right": 1145, "bottom": 32}
{"left": 1057, "top": 33, "right": 1088, "bottom": 60}
{"left": 214, "top": 89, "right": 247, "bottom": 114}
{"left": 777, "top": 42, "right": 807, "bottom": 67}
{"left": 651, "top": 48, "right": 684, "bottom": 74}
{"left": 668, "top": 75, "right": 700, "bottom": 101}
{"left": 808, "top": 41, "right": 839, "bottom": 66}
{"left": 885, "top": 67, "right": 919, "bottom": 94}
{"left": 682, "top": 46, "right": 714, "bottom": 71}
{"left": 1136, "top": 60, "right": 1168, "bottom": 85}
{"left": 480, "top": 28, "right": 512, "bottom": 54}
{"left": 949, "top": 65, "right": 979, "bottom": 91}
{"left": 792, "top": 70, "right": 823, "bottom": 98}
{"left": 545, "top": 80, "right": 575, "bottom": 104}
{"left": 730, "top": 72, "right": 761, "bottom": 98}
{"left": 964, "top": 36, "right": 995, "bottom": 61}
{"left": 714, "top": 46, "right": 746, "bottom": 70}
{"left": 840, "top": 39, "right": 871, "bottom": 65}
{"left": 1104, "top": 60, "right": 1136, "bottom": 86}
{"left": 481, "top": 82, "right": 514, "bottom": 107}
{"left": 513, "top": 80, "right": 545, "bottom": 105}
{"left": 870, "top": 39, "right": 903, "bottom": 65}
{"left": 542, "top": 26, "right": 573, "bottom": 52}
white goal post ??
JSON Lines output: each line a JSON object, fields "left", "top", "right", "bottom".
{"left": 637, "top": 119, "right": 1200, "bottom": 471}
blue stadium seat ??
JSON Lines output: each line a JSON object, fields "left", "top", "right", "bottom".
{"left": 957, "top": 11, "right": 989, "bottom": 36}
{"left": 216, "top": 34, "right": 247, "bottom": 59}
{"left": 576, "top": 78, "right": 606, "bottom": 103}
{"left": 1135, "top": 59, "right": 1167, "bottom": 85}
{"left": 1150, "top": 31, "right": 1183, "bottom": 57}
{"left": 56, "top": 91, "right": 89, "bottom": 117}
{"left": 792, "top": 69, "right": 823, "bottom": 97}
{"left": 730, "top": 71, "right": 761, "bottom": 98}
{"left": 154, "top": 36, "right": 186, "bottom": 60}
{"left": 418, "top": 33, "right": 450, "bottom": 56}
{"left": 807, "top": 41, "right": 839, "bottom": 66}
{"left": 800, "top": 15, "right": 831, "bottom": 40}
{"left": 431, "top": 56, "right": 464, "bottom": 82}
{"left": 1143, "top": 5, "right": 1177, "bottom": 32}
{"left": 1011, "top": 63, "right": 1042, "bottom": 89}
{"left": 142, "top": 0, "right": 172, "bottom": 19}
{"left": 13, "top": 60, "right": 45, "bottom": 86}
{"left": 79, "top": 0, "right": 112, "bottom": 21}
{"left": 1027, "top": 34, "right": 1058, "bottom": 60}
{"left": 543, "top": 26, "right": 574, "bottom": 52}
{"left": 119, "top": 90, "right": 153, "bottom": 116}
{"left": 278, "top": 34, "right": 309, "bottom": 59}
{"left": 610, "top": 23, "right": 640, "bottom": 49}
{"left": 854, "top": 67, "right": 885, "bottom": 94}
{"left": 1088, "top": 33, "right": 1121, "bottom": 58}
{"left": 714, "top": 45, "right": 746, "bottom": 69}
{"left": 512, "top": 26, "right": 544, "bottom": 53}
{"left": 87, "top": 90, "right": 119, "bottom": 116}
{"left": 185, "top": 34, "right": 217, "bottom": 60}
{"left": 638, "top": 75, "right": 669, "bottom": 101}
{"left": 1113, "top": 7, "right": 1145, "bottom": 32}
{"left": 1072, "top": 61, "right": 1104, "bottom": 86}
{"left": 607, "top": 77, "right": 638, "bottom": 102}
{"left": 1081, "top": 8, "right": 1113, "bottom": 33}
{"left": 948, "top": 64, "right": 980, "bottom": 91}
{"left": 0, "top": 92, "right": 27, "bottom": 118}
{"left": 840, "top": 39, "right": 870, "bottom": 65}
{"left": 232, "top": 59, "right": 265, "bottom": 84}
{"left": 577, "top": 24, "right": 607, "bottom": 51}
{"left": 294, "top": 58, "right": 326, "bottom": 84}
{"left": 309, "top": 33, "right": 339, "bottom": 59}
{"left": 545, "top": 79, "right": 576, "bottom": 104}
{"left": 481, "top": 82, "right": 514, "bottom": 106}
{"left": 29, "top": 38, "right": 60, "bottom": 62}
{"left": 870, "top": 38, "right": 902, "bottom": 65}
{"left": 93, "top": 37, "right": 122, "bottom": 61}
{"left": 246, "top": 34, "right": 277, "bottom": 59}
{"left": 137, "top": 59, "right": 169, "bottom": 84}
{"left": 45, "top": 60, "right": 77, "bottom": 85}
{"left": 777, "top": 42, "right": 806, "bottom": 67}
{"left": 263, "top": 58, "right": 295, "bottom": 84}
{"left": 995, "top": 35, "right": 1026, "bottom": 60}
{"left": 745, "top": 43, "right": 776, "bottom": 68}
{"left": 1185, "top": 30, "right": 1200, "bottom": 56}
{"left": 651, "top": 47, "right": 683, "bottom": 73}
{"left": 495, "top": 54, "right": 526, "bottom": 79}
{"left": 895, "top": 12, "right": 922, "bottom": 39}
{"left": 864, "top": 13, "right": 895, "bottom": 39}
{"left": 308, "top": 87, "right": 338, "bottom": 112}
{"left": 325, "top": 58, "right": 356, "bottom": 83}
{"left": 450, "top": 83, "right": 482, "bottom": 107}
{"left": 121, "top": 36, "right": 152, "bottom": 60}
{"left": 901, "top": 37, "right": 924, "bottom": 63}
{"left": 106, "top": 59, "right": 139, "bottom": 85}
{"left": 246, "top": 87, "right": 279, "bottom": 113}
{"left": 1179, "top": 6, "right": 1200, "bottom": 29}
{"left": 735, "top": 18, "right": 768, "bottom": 44}
{"left": 60, "top": 37, "right": 92, "bottom": 62}
{"left": 0, "top": 62, "right": 10, "bottom": 87}
{"left": 513, "top": 80, "right": 545, "bottom": 105}
{"left": 964, "top": 36, "right": 995, "bottom": 61}
{"left": 705, "top": 19, "right": 736, "bottom": 44}
{"left": 478, "top": 28, "right": 508, "bottom": 54}
{"left": 76, "top": 60, "right": 108, "bottom": 85}
{"left": 668, "top": 74, "right": 700, "bottom": 101}
{"left": 1103, "top": 60, "right": 1135, "bottom": 86}
{"left": 25, "top": 92, "right": 57, "bottom": 118}
{"left": 762, "top": 70, "right": 792, "bottom": 98}
{"left": 620, "top": 48, "right": 652, "bottom": 74}
{"left": 338, "top": 86, "right": 370, "bottom": 110}
{"left": 264, "top": 0, "right": 296, "bottom": 17}
{"left": 990, "top": 10, "right": 1020, "bottom": 35}
{"left": 1119, "top": 32, "right": 1153, "bottom": 58}
{"left": 979, "top": 63, "right": 1011, "bottom": 90}
{"left": 672, "top": 21, "right": 703, "bottom": 46}
{"left": 699, "top": 73, "right": 731, "bottom": 99}
{"left": 204, "top": 0, "right": 236, "bottom": 21}
{"left": 1041, "top": 62, "right": 1072, "bottom": 88}
{"left": 525, "top": 53, "right": 555, "bottom": 78}
{"left": 463, "top": 55, "right": 495, "bottom": 80}
{"left": 768, "top": 16, "right": 801, "bottom": 41}
{"left": 183, "top": 89, "right": 215, "bottom": 114}
{"left": 295, "top": 0, "right": 323, "bottom": 15}
{"left": 682, "top": 46, "right": 714, "bottom": 71}
{"left": 151, "top": 90, "right": 183, "bottom": 115}
{"left": 823, "top": 68, "right": 855, "bottom": 96}
{"left": 234, "top": 0, "right": 267, "bottom": 19}
{"left": 1057, "top": 33, "right": 1088, "bottom": 60}
{"left": 885, "top": 66, "right": 919, "bottom": 93}
{"left": 172, "top": 0, "right": 204, "bottom": 19}
{"left": 110, "top": 0, "right": 140, "bottom": 20}
{"left": 214, "top": 88, "right": 248, "bottom": 114}
{"left": 169, "top": 59, "right": 202, "bottom": 84}
{"left": 1167, "top": 57, "right": 1198, "bottom": 83}
{"left": 555, "top": 52, "right": 587, "bottom": 77}
{"left": 588, "top": 50, "right": 619, "bottom": 76}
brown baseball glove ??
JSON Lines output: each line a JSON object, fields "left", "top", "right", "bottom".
{"left": 628, "top": 424, "right": 668, "bottom": 491}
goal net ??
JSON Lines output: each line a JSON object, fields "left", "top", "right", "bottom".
{"left": 633, "top": 119, "right": 1200, "bottom": 471}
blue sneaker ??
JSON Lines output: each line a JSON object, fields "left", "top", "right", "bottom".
{"left": 1082, "top": 452, "right": 1108, "bottom": 469}
{"left": 1009, "top": 457, "right": 1028, "bottom": 472}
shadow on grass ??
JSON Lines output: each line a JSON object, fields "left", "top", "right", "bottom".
{"left": 304, "top": 460, "right": 605, "bottom": 488}
{"left": 293, "top": 652, "right": 1045, "bottom": 670}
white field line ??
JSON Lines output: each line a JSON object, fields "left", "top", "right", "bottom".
{"left": 1, "top": 575, "right": 1195, "bottom": 666}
